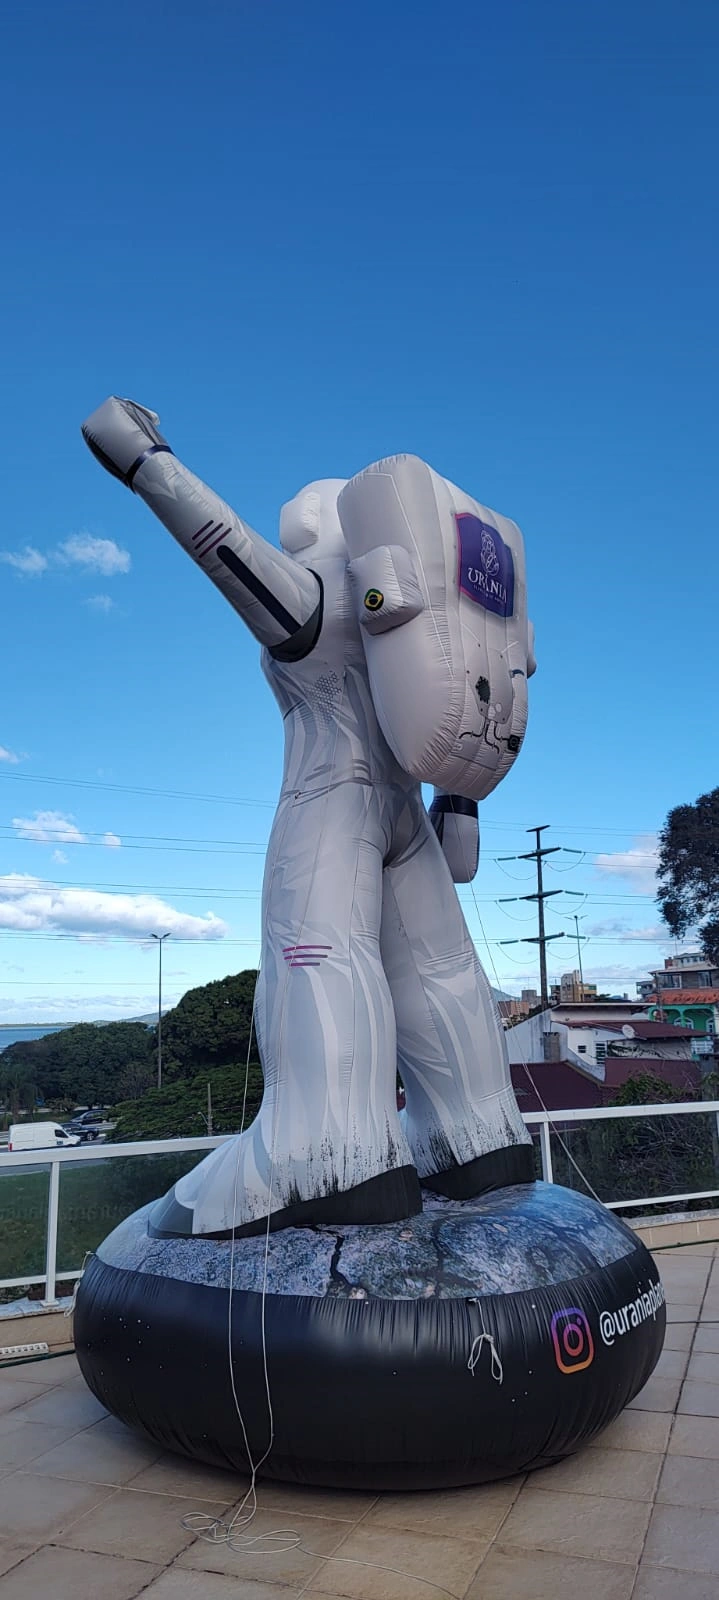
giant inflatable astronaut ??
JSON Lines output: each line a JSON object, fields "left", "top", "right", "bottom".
{"left": 82, "top": 399, "right": 537, "bottom": 1238}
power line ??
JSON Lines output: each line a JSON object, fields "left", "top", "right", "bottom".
{"left": 0, "top": 769, "right": 275, "bottom": 808}
{"left": 497, "top": 825, "right": 568, "bottom": 1007}
{"left": 0, "top": 769, "right": 662, "bottom": 839}
{"left": 0, "top": 825, "right": 268, "bottom": 849}
{"left": 0, "top": 927, "right": 665, "bottom": 948}
{"left": 0, "top": 867, "right": 663, "bottom": 903}
{"left": 0, "top": 836, "right": 659, "bottom": 866}
{"left": 1, "top": 837, "right": 266, "bottom": 858}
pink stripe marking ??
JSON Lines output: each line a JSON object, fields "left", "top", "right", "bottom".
{"left": 192, "top": 520, "right": 214, "bottom": 543}
{"left": 194, "top": 523, "right": 224, "bottom": 552}
{"left": 199, "top": 531, "right": 229, "bottom": 560}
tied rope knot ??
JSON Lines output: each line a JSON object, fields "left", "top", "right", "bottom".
{"left": 64, "top": 1252, "right": 92, "bottom": 1318}
{"left": 467, "top": 1301, "right": 504, "bottom": 1384}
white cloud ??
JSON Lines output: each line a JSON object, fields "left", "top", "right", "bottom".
{"left": 594, "top": 834, "right": 659, "bottom": 893}
{"left": 0, "top": 745, "right": 21, "bottom": 764}
{"left": 0, "top": 547, "right": 48, "bottom": 576}
{"left": 13, "top": 812, "right": 123, "bottom": 851}
{"left": 584, "top": 963, "right": 655, "bottom": 984}
{"left": 84, "top": 594, "right": 115, "bottom": 612}
{"left": 0, "top": 993, "right": 185, "bottom": 1025}
{"left": 586, "top": 919, "right": 667, "bottom": 943}
{"left": 13, "top": 811, "right": 86, "bottom": 846}
{"left": 495, "top": 958, "right": 654, "bottom": 995}
{"left": 57, "top": 535, "right": 130, "bottom": 575}
{"left": 0, "top": 535, "right": 130, "bottom": 581}
{"left": 0, "top": 874, "right": 227, "bottom": 941}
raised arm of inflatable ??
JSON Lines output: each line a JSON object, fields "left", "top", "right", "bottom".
{"left": 81, "top": 398, "right": 322, "bottom": 657}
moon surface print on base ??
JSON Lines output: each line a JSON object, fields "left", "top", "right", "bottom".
{"left": 75, "top": 1183, "right": 665, "bottom": 1490}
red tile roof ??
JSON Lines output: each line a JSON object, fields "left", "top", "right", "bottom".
{"left": 626, "top": 1019, "right": 697, "bottom": 1038}
{"left": 648, "top": 990, "right": 719, "bottom": 1005}
{"left": 561, "top": 1017, "right": 652, "bottom": 1030}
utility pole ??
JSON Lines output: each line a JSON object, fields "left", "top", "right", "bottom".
{"left": 498, "top": 825, "right": 566, "bottom": 1010}
{"left": 197, "top": 1081, "right": 214, "bottom": 1136}
{"left": 653, "top": 968, "right": 665, "bottom": 1024}
{"left": 150, "top": 932, "right": 171, "bottom": 1090}
{"left": 574, "top": 914, "right": 586, "bottom": 995}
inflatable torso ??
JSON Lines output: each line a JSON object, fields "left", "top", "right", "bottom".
{"left": 262, "top": 551, "right": 412, "bottom": 797}
{"left": 338, "top": 455, "right": 535, "bottom": 801}
{"left": 264, "top": 477, "right": 413, "bottom": 799}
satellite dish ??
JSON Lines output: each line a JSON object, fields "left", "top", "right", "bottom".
{"left": 622, "top": 1024, "right": 636, "bottom": 1038}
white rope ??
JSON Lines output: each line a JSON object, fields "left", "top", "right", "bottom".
{"left": 64, "top": 1252, "right": 92, "bottom": 1317}
{"left": 467, "top": 1331, "right": 504, "bottom": 1383}
{"left": 466, "top": 1294, "right": 503, "bottom": 1382}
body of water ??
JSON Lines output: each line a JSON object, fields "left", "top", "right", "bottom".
{"left": 0, "top": 1025, "right": 73, "bottom": 1052}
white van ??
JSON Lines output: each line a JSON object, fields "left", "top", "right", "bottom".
{"left": 7, "top": 1123, "right": 82, "bottom": 1152}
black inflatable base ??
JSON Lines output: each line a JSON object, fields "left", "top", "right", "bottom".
{"left": 75, "top": 1184, "right": 665, "bottom": 1491}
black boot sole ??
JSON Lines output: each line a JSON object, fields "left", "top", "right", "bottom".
{"left": 421, "top": 1142, "right": 536, "bottom": 1201}
{"left": 149, "top": 1163, "right": 423, "bottom": 1240}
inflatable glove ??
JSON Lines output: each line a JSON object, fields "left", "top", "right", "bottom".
{"left": 429, "top": 792, "right": 479, "bottom": 883}
{"left": 81, "top": 398, "right": 322, "bottom": 658}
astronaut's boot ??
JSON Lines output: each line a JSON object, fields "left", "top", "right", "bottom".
{"left": 149, "top": 1106, "right": 421, "bottom": 1239}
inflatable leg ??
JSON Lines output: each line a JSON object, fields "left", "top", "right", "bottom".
{"left": 380, "top": 808, "right": 533, "bottom": 1198}
{"left": 150, "top": 785, "right": 420, "bottom": 1238}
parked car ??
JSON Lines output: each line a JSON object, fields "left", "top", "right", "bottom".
{"left": 8, "top": 1122, "right": 82, "bottom": 1152}
{"left": 63, "top": 1111, "right": 105, "bottom": 1142}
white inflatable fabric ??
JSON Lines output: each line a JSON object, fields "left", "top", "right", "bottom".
{"left": 81, "top": 400, "right": 533, "bottom": 1237}
{"left": 338, "top": 456, "right": 535, "bottom": 801}
{"left": 428, "top": 791, "right": 479, "bottom": 883}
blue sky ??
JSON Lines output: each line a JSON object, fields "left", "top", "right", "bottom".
{"left": 0, "top": 0, "right": 717, "bottom": 1021}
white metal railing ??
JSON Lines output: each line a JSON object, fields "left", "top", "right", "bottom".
{"left": 0, "top": 1136, "right": 223, "bottom": 1309}
{"left": 1, "top": 1103, "right": 719, "bottom": 1309}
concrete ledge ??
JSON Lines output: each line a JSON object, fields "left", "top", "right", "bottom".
{"left": 0, "top": 1304, "right": 74, "bottom": 1359}
{"left": 631, "top": 1205, "right": 719, "bottom": 1250}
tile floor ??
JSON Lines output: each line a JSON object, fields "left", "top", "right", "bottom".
{"left": 0, "top": 1243, "right": 717, "bottom": 1599}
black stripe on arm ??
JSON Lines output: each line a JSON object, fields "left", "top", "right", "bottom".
{"left": 126, "top": 444, "right": 174, "bottom": 490}
{"left": 429, "top": 795, "right": 479, "bottom": 819}
{"left": 217, "top": 545, "right": 323, "bottom": 660}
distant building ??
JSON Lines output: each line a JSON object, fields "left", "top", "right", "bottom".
{"left": 505, "top": 1005, "right": 703, "bottom": 1112}
{"left": 637, "top": 951, "right": 719, "bottom": 998}
{"left": 497, "top": 994, "right": 541, "bottom": 1025}
{"left": 549, "top": 971, "right": 598, "bottom": 1005}
{"left": 637, "top": 952, "right": 719, "bottom": 1034}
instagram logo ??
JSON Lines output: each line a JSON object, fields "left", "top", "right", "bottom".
{"left": 550, "top": 1307, "right": 595, "bottom": 1374}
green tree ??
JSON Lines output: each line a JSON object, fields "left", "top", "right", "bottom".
{"left": 550, "top": 1073, "right": 717, "bottom": 1208}
{"left": 1, "top": 1021, "right": 153, "bottom": 1108}
{"left": 657, "top": 786, "right": 719, "bottom": 965}
{"left": 110, "top": 1062, "right": 264, "bottom": 1141}
{"left": 160, "top": 971, "right": 258, "bottom": 1078}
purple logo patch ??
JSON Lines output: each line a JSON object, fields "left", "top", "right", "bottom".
{"left": 456, "top": 514, "right": 515, "bottom": 618}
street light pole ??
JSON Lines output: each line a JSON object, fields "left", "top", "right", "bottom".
{"left": 150, "top": 932, "right": 171, "bottom": 1090}
{"left": 573, "top": 914, "right": 586, "bottom": 995}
